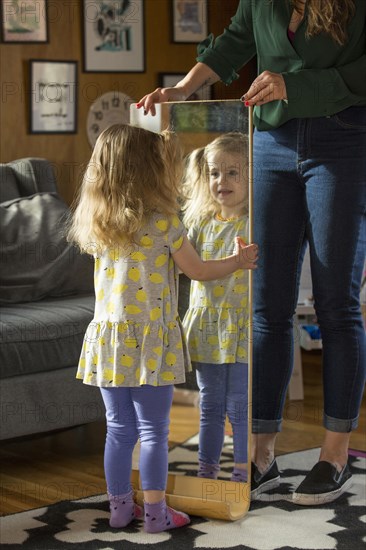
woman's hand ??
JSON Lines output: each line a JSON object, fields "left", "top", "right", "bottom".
{"left": 136, "top": 87, "right": 187, "bottom": 116}
{"left": 136, "top": 63, "right": 220, "bottom": 116}
{"left": 242, "top": 71, "right": 287, "bottom": 106}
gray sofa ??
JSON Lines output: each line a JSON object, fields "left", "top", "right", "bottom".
{"left": 0, "top": 158, "right": 104, "bottom": 440}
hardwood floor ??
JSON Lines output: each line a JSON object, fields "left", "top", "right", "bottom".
{"left": 1, "top": 350, "right": 365, "bottom": 516}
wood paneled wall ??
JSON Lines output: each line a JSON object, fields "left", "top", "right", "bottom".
{"left": 0, "top": 0, "right": 256, "bottom": 204}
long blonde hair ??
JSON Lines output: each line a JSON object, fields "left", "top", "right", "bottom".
{"left": 182, "top": 132, "right": 248, "bottom": 228}
{"left": 293, "top": 0, "right": 355, "bottom": 45}
{"left": 67, "top": 124, "right": 183, "bottom": 253}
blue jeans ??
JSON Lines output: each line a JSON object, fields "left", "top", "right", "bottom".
{"left": 100, "top": 385, "right": 173, "bottom": 495}
{"left": 253, "top": 106, "right": 366, "bottom": 433}
{"left": 195, "top": 362, "right": 248, "bottom": 464}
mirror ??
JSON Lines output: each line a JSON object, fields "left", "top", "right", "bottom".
{"left": 130, "top": 101, "right": 251, "bottom": 519}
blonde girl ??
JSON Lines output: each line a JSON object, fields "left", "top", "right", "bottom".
{"left": 68, "top": 124, "right": 258, "bottom": 533}
{"left": 182, "top": 132, "right": 251, "bottom": 483}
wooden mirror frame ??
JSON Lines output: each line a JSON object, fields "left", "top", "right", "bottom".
{"left": 130, "top": 101, "right": 254, "bottom": 520}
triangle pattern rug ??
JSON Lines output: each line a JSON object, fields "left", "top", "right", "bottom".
{"left": 1, "top": 445, "right": 365, "bottom": 550}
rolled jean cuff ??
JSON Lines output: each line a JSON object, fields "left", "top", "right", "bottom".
{"left": 324, "top": 413, "right": 358, "bottom": 433}
{"left": 252, "top": 418, "right": 282, "bottom": 434}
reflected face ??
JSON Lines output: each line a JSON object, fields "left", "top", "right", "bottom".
{"left": 207, "top": 151, "right": 247, "bottom": 218}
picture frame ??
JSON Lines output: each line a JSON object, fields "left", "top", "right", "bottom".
{"left": 1, "top": 0, "right": 48, "bottom": 43}
{"left": 29, "top": 60, "right": 78, "bottom": 134}
{"left": 171, "top": 0, "right": 208, "bottom": 43}
{"left": 82, "top": 0, "right": 145, "bottom": 73}
{"left": 158, "top": 73, "right": 212, "bottom": 100}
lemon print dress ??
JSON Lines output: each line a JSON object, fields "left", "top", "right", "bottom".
{"left": 77, "top": 213, "right": 191, "bottom": 387}
{"left": 182, "top": 216, "right": 250, "bottom": 364}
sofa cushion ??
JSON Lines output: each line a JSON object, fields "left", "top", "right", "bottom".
{"left": 0, "top": 165, "right": 20, "bottom": 202}
{"left": 0, "top": 192, "right": 94, "bottom": 303}
{"left": 0, "top": 295, "right": 94, "bottom": 379}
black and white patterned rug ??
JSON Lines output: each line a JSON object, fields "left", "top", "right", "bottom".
{"left": 1, "top": 446, "right": 365, "bottom": 550}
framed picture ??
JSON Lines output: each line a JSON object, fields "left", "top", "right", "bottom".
{"left": 172, "top": 0, "right": 208, "bottom": 43}
{"left": 1, "top": 0, "right": 48, "bottom": 43}
{"left": 29, "top": 60, "right": 78, "bottom": 134}
{"left": 158, "top": 73, "right": 212, "bottom": 100}
{"left": 82, "top": 0, "right": 145, "bottom": 73}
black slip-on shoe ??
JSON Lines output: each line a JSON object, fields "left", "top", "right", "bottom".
{"left": 251, "top": 459, "right": 280, "bottom": 499}
{"left": 292, "top": 461, "right": 353, "bottom": 506}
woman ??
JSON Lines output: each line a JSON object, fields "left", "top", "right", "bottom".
{"left": 137, "top": 0, "right": 366, "bottom": 505}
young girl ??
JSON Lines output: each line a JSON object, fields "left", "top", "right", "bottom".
{"left": 67, "top": 124, "right": 258, "bottom": 533}
{"left": 182, "top": 132, "right": 251, "bottom": 483}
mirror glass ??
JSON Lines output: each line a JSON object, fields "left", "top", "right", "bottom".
{"left": 131, "top": 100, "right": 250, "bottom": 484}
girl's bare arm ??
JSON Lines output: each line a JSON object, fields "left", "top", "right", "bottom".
{"left": 172, "top": 235, "right": 258, "bottom": 281}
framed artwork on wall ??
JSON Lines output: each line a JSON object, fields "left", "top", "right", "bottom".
{"left": 172, "top": 0, "right": 208, "bottom": 43}
{"left": 29, "top": 60, "right": 78, "bottom": 134}
{"left": 158, "top": 73, "right": 212, "bottom": 100}
{"left": 1, "top": 0, "right": 48, "bottom": 43}
{"left": 82, "top": 0, "right": 145, "bottom": 73}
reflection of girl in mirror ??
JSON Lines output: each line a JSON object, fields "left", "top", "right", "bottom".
{"left": 182, "top": 132, "right": 251, "bottom": 482}
{"left": 67, "top": 124, "right": 258, "bottom": 532}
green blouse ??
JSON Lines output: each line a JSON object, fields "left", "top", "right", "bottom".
{"left": 196, "top": 0, "right": 366, "bottom": 130}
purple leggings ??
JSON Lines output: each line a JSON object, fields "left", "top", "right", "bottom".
{"left": 100, "top": 385, "right": 174, "bottom": 495}
{"left": 195, "top": 362, "right": 248, "bottom": 464}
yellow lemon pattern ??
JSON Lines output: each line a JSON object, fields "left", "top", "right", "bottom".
{"left": 155, "top": 218, "right": 168, "bottom": 232}
{"left": 165, "top": 352, "right": 177, "bottom": 366}
{"left": 147, "top": 358, "right": 158, "bottom": 371}
{"left": 128, "top": 267, "right": 140, "bottom": 282}
{"left": 213, "top": 285, "right": 225, "bottom": 298}
{"left": 121, "top": 355, "right": 134, "bottom": 368}
{"left": 172, "top": 215, "right": 180, "bottom": 229}
{"left": 135, "top": 287, "right": 147, "bottom": 302}
{"left": 96, "top": 288, "right": 104, "bottom": 302}
{"left": 76, "top": 213, "right": 190, "bottom": 387}
{"left": 182, "top": 215, "right": 250, "bottom": 364}
{"left": 140, "top": 234, "right": 153, "bottom": 248}
{"left": 130, "top": 251, "right": 147, "bottom": 262}
{"left": 124, "top": 304, "right": 142, "bottom": 315}
{"left": 161, "top": 371, "right": 175, "bottom": 382}
{"left": 108, "top": 248, "right": 121, "bottom": 263}
{"left": 172, "top": 235, "right": 184, "bottom": 250}
{"left": 149, "top": 272, "right": 164, "bottom": 284}
{"left": 155, "top": 254, "right": 168, "bottom": 268}
{"left": 105, "top": 267, "right": 115, "bottom": 279}
{"left": 150, "top": 307, "right": 162, "bottom": 321}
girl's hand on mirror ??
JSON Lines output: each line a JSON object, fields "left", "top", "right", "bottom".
{"left": 235, "top": 238, "right": 259, "bottom": 270}
{"left": 242, "top": 71, "right": 287, "bottom": 106}
{"left": 136, "top": 87, "right": 187, "bottom": 116}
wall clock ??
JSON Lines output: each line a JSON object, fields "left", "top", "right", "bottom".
{"left": 86, "top": 91, "right": 133, "bottom": 147}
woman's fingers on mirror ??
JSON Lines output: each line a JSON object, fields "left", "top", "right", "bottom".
{"left": 241, "top": 71, "right": 287, "bottom": 106}
{"left": 136, "top": 87, "right": 187, "bottom": 116}
{"left": 136, "top": 87, "right": 169, "bottom": 115}
{"left": 136, "top": 89, "right": 163, "bottom": 116}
